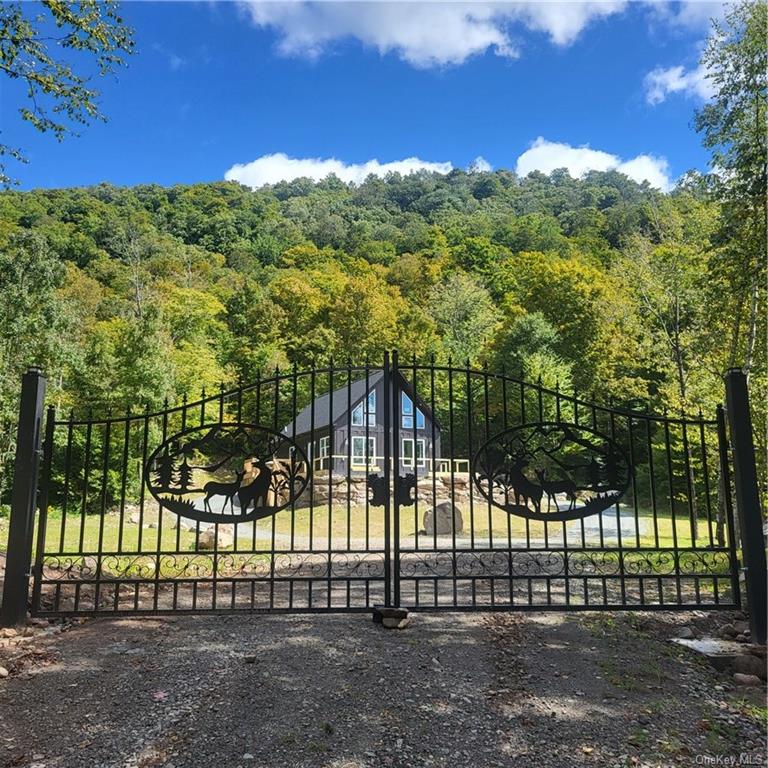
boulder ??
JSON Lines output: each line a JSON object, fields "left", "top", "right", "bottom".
{"left": 197, "top": 525, "right": 234, "bottom": 550}
{"left": 733, "top": 673, "right": 762, "bottom": 687}
{"left": 732, "top": 653, "right": 767, "bottom": 680}
{"left": 421, "top": 502, "right": 463, "bottom": 536}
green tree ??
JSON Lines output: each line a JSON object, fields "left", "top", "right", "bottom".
{"left": 429, "top": 273, "right": 500, "bottom": 364}
{"left": 0, "top": 231, "right": 69, "bottom": 496}
{"left": 694, "top": 0, "right": 767, "bottom": 374}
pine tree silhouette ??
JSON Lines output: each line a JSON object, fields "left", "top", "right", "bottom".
{"left": 177, "top": 457, "right": 194, "bottom": 491}
{"left": 155, "top": 449, "right": 177, "bottom": 491}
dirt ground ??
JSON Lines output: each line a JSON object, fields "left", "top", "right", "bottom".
{"left": 0, "top": 609, "right": 765, "bottom": 768}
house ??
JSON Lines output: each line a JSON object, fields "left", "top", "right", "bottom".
{"left": 282, "top": 370, "right": 442, "bottom": 476}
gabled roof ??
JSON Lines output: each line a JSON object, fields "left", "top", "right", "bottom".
{"left": 282, "top": 370, "right": 440, "bottom": 436}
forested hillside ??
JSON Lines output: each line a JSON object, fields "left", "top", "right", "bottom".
{"left": 0, "top": 167, "right": 765, "bottom": 498}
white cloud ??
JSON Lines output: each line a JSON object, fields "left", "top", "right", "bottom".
{"left": 515, "top": 137, "right": 672, "bottom": 191}
{"left": 643, "top": 0, "right": 726, "bottom": 32}
{"left": 469, "top": 156, "right": 493, "bottom": 172}
{"left": 224, "top": 152, "right": 454, "bottom": 187}
{"left": 644, "top": 63, "right": 714, "bottom": 105}
{"left": 238, "top": 1, "right": 627, "bottom": 67}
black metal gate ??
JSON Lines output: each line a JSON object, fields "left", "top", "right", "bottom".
{"left": 1, "top": 355, "right": 765, "bottom": 634}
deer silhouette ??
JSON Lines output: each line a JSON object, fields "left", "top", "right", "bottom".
{"left": 203, "top": 469, "right": 245, "bottom": 514}
{"left": 237, "top": 457, "right": 272, "bottom": 515}
{"left": 507, "top": 457, "right": 543, "bottom": 514}
{"left": 535, "top": 469, "right": 578, "bottom": 512}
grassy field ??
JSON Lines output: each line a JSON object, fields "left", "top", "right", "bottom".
{"left": 0, "top": 501, "right": 724, "bottom": 556}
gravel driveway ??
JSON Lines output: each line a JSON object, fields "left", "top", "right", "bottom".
{"left": 0, "top": 610, "right": 765, "bottom": 768}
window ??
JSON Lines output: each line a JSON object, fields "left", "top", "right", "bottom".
{"left": 401, "top": 392, "right": 425, "bottom": 429}
{"left": 318, "top": 436, "right": 329, "bottom": 458}
{"left": 352, "top": 436, "right": 376, "bottom": 465}
{"left": 402, "top": 438, "right": 426, "bottom": 468}
{"left": 351, "top": 390, "right": 376, "bottom": 426}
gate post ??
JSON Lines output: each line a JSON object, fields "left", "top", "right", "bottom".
{"left": 0, "top": 368, "right": 46, "bottom": 627}
{"left": 724, "top": 369, "right": 767, "bottom": 645}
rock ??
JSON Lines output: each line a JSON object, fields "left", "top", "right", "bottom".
{"left": 172, "top": 518, "right": 198, "bottom": 532}
{"left": 732, "top": 654, "right": 767, "bottom": 680}
{"left": 373, "top": 606, "right": 408, "bottom": 624}
{"left": 0, "top": 667, "right": 8, "bottom": 678}
{"left": 734, "top": 619, "right": 749, "bottom": 634}
{"left": 733, "top": 673, "right": 762, "bottom": 687}
{"left": 382, "top": 616, "right": 410, "bottom": 630}
{"left": 421, "top": 502, "right": 463, "bottom": 536}
{"left": 677, "top": 627, "right": 695, "bottom": 640}
{"left": 720, "top": 623, "right": 737, "bottom": 638}
{"left": 197, "top": 526, "right": 234, "bottom": 550}
{"left": 128, "top": 512, "right": 141, "bottom": 524}
{"left": 1, "top": 628, "right": 18, "bottom": 638}
{"left": 736, "top": 634, "right": 748, "bottom": 643}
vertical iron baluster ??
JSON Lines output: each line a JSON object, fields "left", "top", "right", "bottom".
{"left": 392, "top": 351, "right": 401, "bottom": 608}
{"left": 716, "top": 405, "right": 740, "bottom": 607}
{"left": 137, "top": 402, "right": 150, "bottom": 608}
{"left": 447, "top": 360, "right": 458, "bottom": 607}
{"left": 698, "top": 414, "right": 715, "bottom": 548}
{"left": 412, "top": 355, "right": 419, "bottom": 561}
{"left": 608, "top": 404, "right": 625, "bottom": 606}
{"left": 627, "top": 414, "right": 641, "bottom": 549}
{"left": 573, "top": 391, "right": 586, "bottom": 552}
{"left": 346, "top": 360, "right": 352, "bottom": 555}
{"left": 382, "top": 353, "right": 391, "bottom": 607}
{"left": 327, "top": 362, "right": 334, "bottom": 608}
{"left": 117, "top": 410, "right": 130, "bottom": 556}
{"left": 59, "top": 412, "right": 74, "bottom": 553}
{"left": 429, "top": 358, "right": 438, "bottom": 604}
{"left": 31, "top": 408, "right": 55, "bottom": 617}
{"left": 309, "top": 362, "right": 316, "bottom": 555}
{"left": 154, "top": 399, "right": 170, "bottom": 612}
{"left": 364, "top": 360, "right": 370, "bottom": 556}
{"left": 646, "top": 415, "right": 660, "bottom": 549}
{"left": 290, "top": 364, "right": 298, "bottom": 558}
{"left": 663, "top": 412, "right": 681, "bottom": 604}
{"left": 681, "top": 419, "right": 697, "bottom": 548}
{"left": 94, "top": 416, "right": 112, "bottom": 611}
{"left": 538, "top": 379, "right": 548, "bottom": 555}
{"left": 270, "top": 368, "right": 280, "bottom": 610}
{"left": 78, "top": 413, "right": 93, "bottom": 564}
{"left": 465, "top": 363, "right": 475, "bottom": 559}
{"left": 251, "top": 371, "right": 261, "bottom": 552}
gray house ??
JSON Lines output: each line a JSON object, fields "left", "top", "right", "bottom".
{"left": 283, "top": 371, "right": 441, "bottom": 477}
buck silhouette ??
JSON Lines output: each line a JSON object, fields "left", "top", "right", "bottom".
{"left": 237, "top": 457, "right": 272, "bottom": 515}
{"left": 535, "top": 469, "right": 578, "bottom": 512}
{"left": 507, "top": 458, "right": 543, "bottom": 513}
{"left": 203, "top": 469, "right": 245, "bottom": 514}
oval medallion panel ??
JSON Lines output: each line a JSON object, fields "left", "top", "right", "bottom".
{"left": 472, "top": 422, "right": 631, "bottom": 522}
{"left": 145, "top": 423, "right": 309, "bottom": 524}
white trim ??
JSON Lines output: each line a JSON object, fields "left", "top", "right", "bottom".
{"left": 352, "top": 435, "right": 376, "bottom": 466}
{"left": 401, "top": 437, "right": 426, "bottom": 467}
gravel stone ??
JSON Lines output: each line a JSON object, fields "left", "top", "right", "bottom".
{"left": 0, "top": 610, "right": 765, "bottom": 768}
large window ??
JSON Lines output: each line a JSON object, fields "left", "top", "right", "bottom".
{"left": 401, "top": 392, "right": 425, "bottom": 430}
{"left": 402, "top": 438, "right": 426, "bottom": 468}
{"left": 352, "top": 436, "right": 376, "bottom": 466}
{"left": 318, "top": 436, "right": 329, "bottom": 458}
{"left": 351, "top": 390, "right": 376, "bottom": 426}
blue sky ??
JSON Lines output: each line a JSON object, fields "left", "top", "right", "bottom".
{"left": 2, "top": 1, "right": 724, "bottom": 191}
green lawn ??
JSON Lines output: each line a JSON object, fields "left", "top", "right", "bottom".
{"left": 0, "top": 501, "right": 726, "bottom": 556}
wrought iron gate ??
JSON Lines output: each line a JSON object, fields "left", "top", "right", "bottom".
{"left": 1, "top": 355, "right": 764, "bottom": 632}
